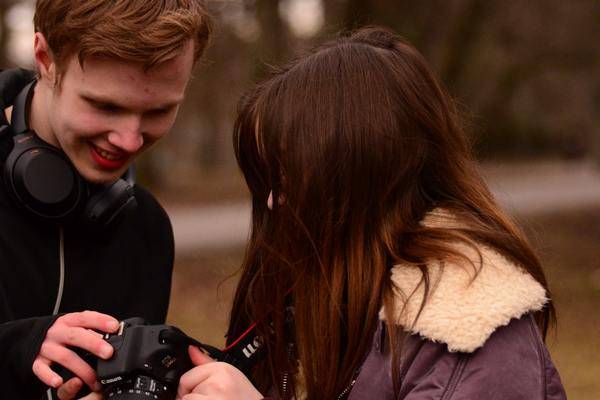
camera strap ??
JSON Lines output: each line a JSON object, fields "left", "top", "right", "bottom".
{"left": 159, "top": 325, "right": 262, "bottom": 377}
{"left": 219, "top": 321, "right": 264, "bottom": 375}
{"left": 164, "top": 292, "right": 295, "bottom": 378}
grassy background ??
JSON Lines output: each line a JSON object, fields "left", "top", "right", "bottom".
{"left": 167, "top": 208, "right": 600, "bottom": 399}
{"left": 519, "top": 208, "right": 600, "bottom": 399}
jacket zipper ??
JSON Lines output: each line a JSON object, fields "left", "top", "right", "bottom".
{"left": 280, "top": 343, "right": 294, "bottom": 399}
{"left": 280, "top": 355, "right": 360, "bottom": 400}
{"left": 336, "top": 377, "right": 358, "bottom": 400}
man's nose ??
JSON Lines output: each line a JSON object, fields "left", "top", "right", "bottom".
{"left": 107, "top": 115, "right": 145, "bottom": 153}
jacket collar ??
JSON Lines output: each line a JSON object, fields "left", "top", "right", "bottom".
{"left": 380, "top": 208, "right": 547, "bottom": 353}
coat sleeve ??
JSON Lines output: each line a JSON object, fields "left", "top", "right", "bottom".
{"left": 0, "top": 315, "right": 60, "bottom": 399}
{"left": 398, "top": 315, "right": 566, "bottom": 400}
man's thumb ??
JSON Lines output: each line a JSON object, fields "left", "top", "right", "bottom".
{"left": 188, "top": 345, "right": 214, "bottom": 366}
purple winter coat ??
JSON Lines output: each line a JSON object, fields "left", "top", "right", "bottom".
{"left": 349, "top": 314, "right": 566, "bottom": 399}
{"left": 348, "top": 210, "right": 567, "bottom": 399}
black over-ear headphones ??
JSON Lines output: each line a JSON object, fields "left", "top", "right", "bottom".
{"left": 1, "top": 75, "right": 137, "bottom": 228}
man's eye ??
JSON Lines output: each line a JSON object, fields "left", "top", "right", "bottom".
{"left": 148, "top": 107, "right": 173, "bottom": 117}
{"left": 97, "top": 104, "right": 118, "bottom": 112}
{"left": 90, "top": 101, "right": 119, "bottom": 112}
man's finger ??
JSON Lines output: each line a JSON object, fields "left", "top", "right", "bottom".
{"left": 39, "top": 342, "right": 98, "bottom": 389}
{"left": 79, "top": 394, "right": 104, "bottom": 400}
{"left": 46, "top": 326, "right": 113, "bottom": 360}
{"left": 57, "top": 377, "right": 84, "bottom": 400}
{"left": 32, "top": 357, "right": 62, "bottom": 388}
{"left": 58, "top": 311, "right": 119, "bottom": 333}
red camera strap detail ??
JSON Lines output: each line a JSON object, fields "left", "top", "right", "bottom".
{"left": 223, "top": 321, "right": 258, "bottom": 352}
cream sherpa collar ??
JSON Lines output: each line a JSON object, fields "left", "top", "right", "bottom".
{"left": 381, "top": 209, "right": 548, "bottom": 353}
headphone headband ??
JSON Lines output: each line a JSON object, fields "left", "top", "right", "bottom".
{"left": 11, "top": 80, "right": 36, "bottom": 134}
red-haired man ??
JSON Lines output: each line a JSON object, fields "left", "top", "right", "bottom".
{"left": 0, "top": 1, "right": 212, "bottom": 398}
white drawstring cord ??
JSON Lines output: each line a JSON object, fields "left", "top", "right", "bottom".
{"left": 47, "top": 226, "right": 66, "bottom": 400}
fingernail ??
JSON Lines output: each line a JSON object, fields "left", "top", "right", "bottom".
{"left": 106, "top": 320, "right": 119, "bottom": 331}
{"left": 101, "top": 344, "right": 113, "bottom": 359}
{"left": 51, "top": 377, "right": 61, "bottom": 388}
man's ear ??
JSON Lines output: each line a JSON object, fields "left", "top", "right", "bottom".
{"left": 33, "top": 32, "right": 57, "bottom": 88}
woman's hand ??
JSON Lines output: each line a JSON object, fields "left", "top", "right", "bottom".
{"left": 177, "top": 346, "right": 263, "bottom": 400}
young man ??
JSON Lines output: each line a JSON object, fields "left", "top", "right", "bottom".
{"left": 0, "top": 1, "right": 212, "bottom": 399}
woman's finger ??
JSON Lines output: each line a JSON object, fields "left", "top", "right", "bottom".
{"left": 178, "top": 365, "right": 211, "bottom": 398}
{"left": 182, "top": 394, "right": 208, "bottom": 400}
{"left": 188, "top": 346, "right": 214, "bottom": 366}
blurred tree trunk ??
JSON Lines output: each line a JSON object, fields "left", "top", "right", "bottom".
{"left": 344, "top": 0, "right": 373, "bottom": 29}
{"left": 323, "top": 0, "right": 345, "bottom": 31}
{"left": 592, "top": 6, "right": 600, "bottom": 165}
{"left": 0, "top": 1, "right": 8, "bottom": 68}
{"left": 439, "top": 0, "right": 491, "bottom": 92}
{"left": 191, "top": 29, "right": 247, "bottom": 171}
{"left": 255, "top": 0, "right": 290, "bottom": 65}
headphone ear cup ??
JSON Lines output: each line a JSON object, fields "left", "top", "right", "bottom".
{"left": 4, "top": 134, "right": 85, "bottom": 219}
{"left": 82, "top": 179, "right": 137, "bottom": 228}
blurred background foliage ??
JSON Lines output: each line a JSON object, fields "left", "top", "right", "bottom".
{"left": 1, "top": 0, "right": 598, "bottom": 195}
{"left": 173, "top": 0, "right": 600, "bottom": 194}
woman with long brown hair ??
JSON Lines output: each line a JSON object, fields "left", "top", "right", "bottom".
{"left": 177, "top": 26, "right": 566, "bottom": 400}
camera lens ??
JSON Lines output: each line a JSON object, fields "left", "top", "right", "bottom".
{"left": 103, "top": 375, "right": 176, "bottom": 400}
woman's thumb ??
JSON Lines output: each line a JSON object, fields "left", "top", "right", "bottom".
{"left": 188, "top": 345, "right": 214, "bottom": 366}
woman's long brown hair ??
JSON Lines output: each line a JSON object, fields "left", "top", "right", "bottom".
{"left": 228, "top": 26, "right": 554, "bottom": 399}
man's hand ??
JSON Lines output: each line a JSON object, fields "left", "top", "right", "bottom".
{"left": 57, "top": 380, "right": 103, "bottom": 400}
{"left": 32, "top": 311, "right": 120, "bottom": 392}
{"left": 56, "top": 377, "right": 85, "bottom": 400}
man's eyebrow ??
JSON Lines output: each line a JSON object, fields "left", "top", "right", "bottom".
{"left": 80, "top": 93, "right": 182, "bottom": 110}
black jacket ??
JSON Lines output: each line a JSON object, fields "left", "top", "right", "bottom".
{"left": 0, "top": 138, "right": 175, "bottom": 398}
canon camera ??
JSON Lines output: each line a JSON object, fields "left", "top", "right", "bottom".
{"left": 95, "top": 317, "right": 221, "bottom": 400}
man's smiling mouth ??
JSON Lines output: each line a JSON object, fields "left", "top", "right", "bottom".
{"left": 90, "top": 143, "right": 129, "bottom": 170}
{"left": 92, "top": 144, "right": 124, "bottom": 161}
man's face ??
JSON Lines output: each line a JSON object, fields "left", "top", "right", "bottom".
{"left": 44, "top": 41, "right": 194, "bottom": 183}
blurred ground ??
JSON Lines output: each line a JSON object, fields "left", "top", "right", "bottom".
{"left": 520, "top": 208, "right": 600, "bottom": 399}
{"left": 159, "top": 159, "right": 600, "bottom": 252}
{"left": 164, "top": 159, "right": 600, "bottom": 399}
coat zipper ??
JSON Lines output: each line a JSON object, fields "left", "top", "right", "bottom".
{"left": 336, "top": 376, "right": 358, "bottom": 400}
{"left": 280, "top": 343, "right": 294, "bottom": 399}
{"left": 280, "top": 354, "right": 360, "bottom": 400}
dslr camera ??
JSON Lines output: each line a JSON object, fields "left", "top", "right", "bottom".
{"left": 94, "top": 317, "right": 222, "bottom": 400}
